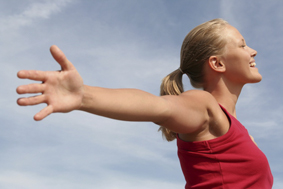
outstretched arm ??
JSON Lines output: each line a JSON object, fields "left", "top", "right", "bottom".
{"left": 17, "top": 45, "right": 211, "bottom": 134}
{"left": 80, "top": 86, "right": 169, "bottom": 122}
{"left": 17, "top": 45, "right": 169, "bottom": 122}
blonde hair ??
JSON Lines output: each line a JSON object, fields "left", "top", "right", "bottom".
{"left": 159, "top": 18, "right": 229, "bottom": 141}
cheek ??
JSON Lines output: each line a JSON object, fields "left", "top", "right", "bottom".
{"left": 232, "top": 52, "right": 250, "bottom": 66}
{"left": 242, "top": 49, "right": 252, "bottom": 60}
{"left": 224, "top": 57, "right": 249, "bottom": 74}
{"left": 222, "top": 50, "right": 250, "bottom": 69}
{"left": 243, "top": 52, "right": 251, "bottom": 61}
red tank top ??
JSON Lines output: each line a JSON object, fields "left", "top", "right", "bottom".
{"left": 177, "top": 105, "right": 273, "bottom": 189}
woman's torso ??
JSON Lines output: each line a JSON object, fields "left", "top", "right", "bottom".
{"left": 177, "top": 105, "right": 273, "bottom": 189}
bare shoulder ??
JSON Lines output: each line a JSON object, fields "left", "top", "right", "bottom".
{"left": 180, "top": 90, "right": 226, "bottom": 123}
{"left": 178, "top": 90, "right": 230, "bottom": 141}
{"left": 160, "top": 90, "right": 229, "bottom": 141}
{"left": 159, "top": 90, "right": 221, "bottom": 134}
{"left": 179, "top": 90, "right": 220, "bottom": 110}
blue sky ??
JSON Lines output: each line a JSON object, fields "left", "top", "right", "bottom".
{"left": 1, "top": 0, "right": 283, "bottom": 188}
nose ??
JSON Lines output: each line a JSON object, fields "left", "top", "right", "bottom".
{"left": 250, "top": 47, "right": 257, "bottom": 57}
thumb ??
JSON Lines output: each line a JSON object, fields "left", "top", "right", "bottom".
{"left": 50, "top": 45, "right": 74, "bottom": 71}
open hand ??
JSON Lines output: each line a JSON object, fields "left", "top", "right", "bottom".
{"left": 17, "top": 45, "right": 84, "bottom": 121}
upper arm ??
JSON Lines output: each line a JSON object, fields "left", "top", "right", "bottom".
{"left": 156, "top": 90, "right": 218, "bottom": 134}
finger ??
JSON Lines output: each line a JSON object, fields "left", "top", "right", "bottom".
{"left": 17, "top": 70, "right": 47, "bottom": 81}
{"left": 17, "top": 95, "right": 46, "bottom": 106}
{"left": 50, "top": 45, "right": 75, "bottom": 71}
{"left": 34, "top": 105, "right": 53, "bottom": 121}
{"left": 17, "top": 83, "right": 45, "bottom": 94}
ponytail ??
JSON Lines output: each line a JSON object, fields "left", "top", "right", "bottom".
{"left": 158, "top": 68, "right": 184, "bottom": 141}
{"left": 160, "top": 68, "right": 184, "bottom": 96}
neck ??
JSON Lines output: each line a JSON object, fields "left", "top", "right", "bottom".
{"left": 204, "top": 79, "right": 244, "bottom": 117}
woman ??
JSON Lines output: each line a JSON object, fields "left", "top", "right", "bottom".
{"left": 17, "top": 19, "right": 273, "bottom": 188}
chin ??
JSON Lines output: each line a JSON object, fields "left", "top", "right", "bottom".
{"left": 250, "top": 74, "right": 263, "bottom": 83}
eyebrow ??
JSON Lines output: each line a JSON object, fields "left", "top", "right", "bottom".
{"left": 242, "top": 39, "right": 246, "bottom": 44}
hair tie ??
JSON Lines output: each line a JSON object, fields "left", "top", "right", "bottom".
{"left": 179, "top": 67, "right": 184, "bottom": 74}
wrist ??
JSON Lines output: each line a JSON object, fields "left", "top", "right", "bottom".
{"left": 79, "top": 85, "right": 88, "bottom": 111}
{"left": 79, "top": 85, "right": 97, "bottom": 112}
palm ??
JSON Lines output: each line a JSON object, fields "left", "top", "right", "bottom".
{"left": 17, "top": 45, "right": 84, "bottom": 121}
{"left": 43, "top": 68, "right": 83, "bottom": 112}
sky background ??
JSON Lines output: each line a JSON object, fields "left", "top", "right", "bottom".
{"left": 1, "top": 0, "right": 282, "bottom": 188}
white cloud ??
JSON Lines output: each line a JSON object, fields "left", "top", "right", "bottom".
{"left": 220, "top": 1, "right": 240, "bottom": 28}
{"left": 0, "top": 0, "right": 73, "bottom": 32}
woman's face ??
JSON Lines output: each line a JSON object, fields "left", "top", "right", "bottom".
{"left": 220, "top": 25, "right": 262, "bottom": 85}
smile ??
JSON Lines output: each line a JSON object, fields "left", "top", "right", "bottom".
{"left": 250, "top": 62, "right": 256, "bottom": 67}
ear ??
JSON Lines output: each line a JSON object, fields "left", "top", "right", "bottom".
{"left": 208, "top": 56, "right": 225, "bottom": 73}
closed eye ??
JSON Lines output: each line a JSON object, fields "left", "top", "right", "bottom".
{"left": 241, "top": 39, "right": 246, "bottom": 48}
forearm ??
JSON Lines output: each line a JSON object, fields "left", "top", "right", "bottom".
{"left": 79, "top": 85, "right": 169, "bottom": 122}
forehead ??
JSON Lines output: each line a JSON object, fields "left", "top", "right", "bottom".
{"left": 224, "top": 25, "right": 244, "bottom": 45}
